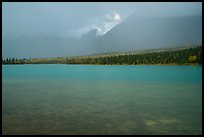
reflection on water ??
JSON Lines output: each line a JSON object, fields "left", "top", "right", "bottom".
{"left": 2, "top": 65, "right": 202, "bottom": 135}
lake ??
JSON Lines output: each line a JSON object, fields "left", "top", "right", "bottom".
{"left": 2, "top": 65, "right": 202, "bottom": 135}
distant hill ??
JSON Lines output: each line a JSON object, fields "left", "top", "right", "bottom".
{"left": 3, "top": 14, "right": 202, "bottom": 58}
{"left": 3, "top": 46, "right": 202, "bottom": 65}
{"left": 93, "top": 14, "right": 202, "bottom": 54}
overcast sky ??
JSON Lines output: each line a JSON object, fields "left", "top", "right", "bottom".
{"left": 3, "top": 2, "right": 202, "bottom": 38}
{"left": 2, "top": 2, "right": 202, "bottom": 58}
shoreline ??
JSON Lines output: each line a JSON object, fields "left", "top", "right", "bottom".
{"left": 2, "top": 63, "right": 202, "bottom": 66}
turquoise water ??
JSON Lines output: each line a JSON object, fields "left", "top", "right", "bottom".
{"left": 2, "top": 65, "right": 202, "bottom": 135}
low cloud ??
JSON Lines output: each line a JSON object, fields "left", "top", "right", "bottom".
{"left": 72, "top": 12, "right": 123, "bottom": 38}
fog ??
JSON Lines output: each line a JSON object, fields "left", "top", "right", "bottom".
{"left": 2, "top": 2, "right": 202, "bottom": 58}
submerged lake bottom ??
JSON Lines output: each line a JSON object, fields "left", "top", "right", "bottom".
{"left": 2, "top": 65, "right": 202, "bottom": 135}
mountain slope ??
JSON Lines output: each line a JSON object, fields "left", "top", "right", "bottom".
{"left": 3, "top": 14, "right": 202, "bottom": 58}
{"left": 95, "top": 14, "right": 202, "bottom": 53}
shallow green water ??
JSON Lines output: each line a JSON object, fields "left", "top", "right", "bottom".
{"left": 2, "top": 65, "right": 202, "bottom": 135}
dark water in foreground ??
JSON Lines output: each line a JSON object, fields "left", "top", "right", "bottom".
{"left": 2, "top": 65, "right": 202, "bottom": 135}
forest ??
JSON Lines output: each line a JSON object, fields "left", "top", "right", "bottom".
{"left": 2, "top": 46, "right": 202, "bottom": 65}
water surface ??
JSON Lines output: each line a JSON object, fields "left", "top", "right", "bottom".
{"left": 2, "top": 65, "right": 202, "bottom": 135}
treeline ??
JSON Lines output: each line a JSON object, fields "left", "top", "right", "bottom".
{"left": 2, "top": 58, "right": 26, "bottom": 64}
{"left": 2, "top": 46, "right": 202, "bottom": 65}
